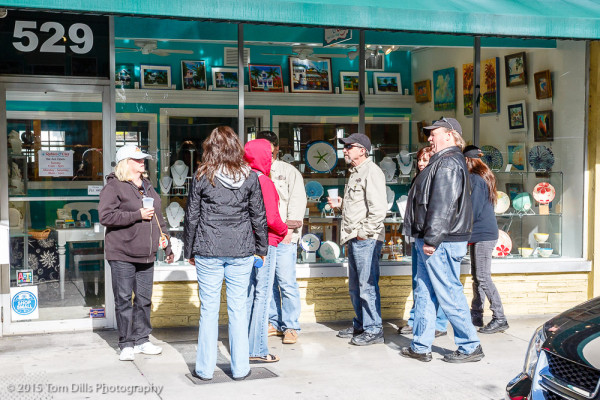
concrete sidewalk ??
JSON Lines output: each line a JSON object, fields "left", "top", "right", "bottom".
{"left": 0, "top": 317, "right": 546, "bottom": 400}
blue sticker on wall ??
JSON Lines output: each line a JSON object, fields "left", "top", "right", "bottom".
{"left": 11, "top": 290, "right": 38, "bottom": 316}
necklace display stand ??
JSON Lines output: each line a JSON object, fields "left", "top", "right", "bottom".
{"left": 166, "top": 202, "right": 185, "bottom": 228}
{"left": 160, "top": 176, "right": 173, "bottom": 194}
{"left": 397, "top": 150, "right": 413, "bottom": 176}
{"left": 171, "top": 160, "right": 189, "bottom": 187}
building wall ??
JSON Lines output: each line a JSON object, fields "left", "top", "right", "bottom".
{"left": 150, "top": 273, "right": 589, "bottom": 327}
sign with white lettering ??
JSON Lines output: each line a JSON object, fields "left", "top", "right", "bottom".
{"left": 38, "top": 150, "right": 74, "bottom": 177}
{"left": 0, "top": 10, "right": 109, "bottom": 78}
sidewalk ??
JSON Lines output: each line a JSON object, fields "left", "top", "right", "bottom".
{"left": 0, "top": 316, "right": 546, "bottom": 399}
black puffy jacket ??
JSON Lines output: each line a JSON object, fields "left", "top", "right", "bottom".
{"left": 183, "top": 171, "right": 268, "bottom": 259}
{"left": 405, "top": 146, "right": 472, "bottom": 248}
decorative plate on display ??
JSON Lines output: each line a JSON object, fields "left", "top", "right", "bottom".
{"left": 493, "top": 230, "right": 512, "bottom": 258}
{"left": 300, "top": 233, "right": 321, "bottom": 252}
{"left": 318, "top": 240, "right": 341, "bottom": 261}
{"left": 532, "top": 182, "right": 556, "bottom": 204}
{"left": 305, "top": 141, "right": 338, "bottom": 173}
{"left": 494, "top": 191, "right": 510, "bottom": 214}
{"left": 305, "top": 180, "right": 324, "bottom": 200}
{"left": 481, "top": 145, "right": 503, "bottom": 170}
{"left": 386, "top": 186, "right": 395, "bottom": 211}
{"left": 281, "top": 153, "right": 295, "bottom": 163}
{"left": 513, "top": 192, "right": 532, "bottom": 212}
{"left": 528, "top": 145, "right": 555, "bottom": 171}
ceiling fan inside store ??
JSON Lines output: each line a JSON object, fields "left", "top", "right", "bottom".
{"left": 261, "top": 46, "right": 347, "bottom": 61}
{"left": 115, "top": 40, "right": 193, "bottom": 57}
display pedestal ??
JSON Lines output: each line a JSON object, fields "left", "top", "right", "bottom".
{"left": 302, "top": 251, "right": 316, "bottom": 262}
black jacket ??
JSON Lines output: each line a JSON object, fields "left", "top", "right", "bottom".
{"left": 405, "top": 146, "right": 473, "bottom": 248}
{"left": 183, "top": 171, "right": 268, "bottom": 259}
{"left": 469, "top": 173, "right": 498, "bottom": 243}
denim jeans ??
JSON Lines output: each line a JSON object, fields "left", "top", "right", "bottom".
{"left": 407, "top": 243, "right": 449, "bottom": 332}
{"left": 195, "top": 255, "right": 253, "bottom": 379}
{"left": 347, "top": 238, "right": 383, "bottom": 334}
{"left": 412, "top": 239, "right": 480, "bottom": 354}
{"left": 247, "top": 245, "right": 277, "bottom": 357}
{"left": 108, "top": 260, "right": 154, "bottom": 350}
{"left": 470, "top": 241, "right": 506, "bottom": 320}
{"left": 269, "top": 243, "right": 301, "bottom": 331}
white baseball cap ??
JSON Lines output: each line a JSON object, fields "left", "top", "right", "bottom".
{"left": 115, "top": 144, "right": 152, "bottom": 164}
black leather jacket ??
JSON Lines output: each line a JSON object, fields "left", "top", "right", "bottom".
{"left": 183, "top": 171, "right": 268, "bottom": 259}
{"left": 404, "top": 146, "right": 472, "bottom": 248}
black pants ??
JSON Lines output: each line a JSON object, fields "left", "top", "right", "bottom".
{"left": 108, "top": 260, "right": 154, "bottom": 350}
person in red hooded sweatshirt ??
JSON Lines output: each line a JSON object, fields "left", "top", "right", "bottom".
{"left": 244, "top": 139, "right": 289, "bottom": 363}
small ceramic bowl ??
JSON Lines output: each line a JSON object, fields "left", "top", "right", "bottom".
{"left": 538, "top": 248, "right": 553, "bottom": 257}
{"left": 533, "top": 233, "right": 549, "bottom": 243}
{"left": 518, "top": 247, "right": 534, "bottom": 257}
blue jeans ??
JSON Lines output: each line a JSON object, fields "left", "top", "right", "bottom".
{"left": 347, "top": 238, "right": 383, "bottom": 334}
{"left": 195, "top": 255, "right": 253, "bottom": 379}
{"left": 247, "top": 245, "right": 277, "bottom": 357}
{"left": 407, "top": 243, "right": 449, "bottom": 332}
{"left": 269, "top": 243, "right": 301, "bottom": 331}
{"left": 412, "top": 239, "right": 480, "bottom": 354}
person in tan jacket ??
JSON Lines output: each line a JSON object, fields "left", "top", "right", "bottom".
{"left": 328, "top": 133, "right": 387, "bottom": 346}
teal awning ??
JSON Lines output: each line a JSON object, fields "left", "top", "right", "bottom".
{"left": 2, "top": 0, "right": 600, "bottom": 39}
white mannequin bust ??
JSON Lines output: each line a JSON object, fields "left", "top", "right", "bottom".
{"left": 160, "top": 176, "right": 173, "bottom": 194}
{"left": 397, "top": 150, "right": 413, "bottom": 176}
{"left": 171, "top": 161, "right": 189, "bottom": 187}
{"left": 166, "top": 202, "right": 185, "bottom": 228}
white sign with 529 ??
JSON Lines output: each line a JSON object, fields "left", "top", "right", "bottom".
{"left": 12, "top": 20, "right": 94, "bottom": 54}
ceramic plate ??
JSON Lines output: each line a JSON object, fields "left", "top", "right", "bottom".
{"left": 513, "top": 192, "right": 532, "bottom": 212}
{"left": 305, "top": 180, "right": 324, "bottom": 199}
{"left": 386, "top": 186, "right": 395, "bottom": 211}
{"left": 281, "top": 153, "right": 295, "bottom": 163}
{"left": 481, "top": 145, "right": 503, "bottom": 170}
{"left": 493, "top": 230, "right": 512, "bottom": 257}
{"left": 494, "top": 191, "right": 510, "bottom": 214}
{"left": 528, "top": 145, "right": 555, "bottom": 171}
{"left": 532, "top": 182, "right": 556, "bottom": 204}
{"left": 305, "top": 141, "right": 338, "bottom": 173}
{"left": 318, "top": 240, "right": 340, "bottom": 261}
{"left": 300, "top": 233, "right": 321, "bottom": 252}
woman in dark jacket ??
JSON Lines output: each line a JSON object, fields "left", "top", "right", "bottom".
{"left": 464, "top": 145, "right": 508, "bottom": 334}
{"left": 184, "top": 126, "right": 268, "bottom": 381}
{"left": 99, "top": 144, "right": 173, "bottom": 362}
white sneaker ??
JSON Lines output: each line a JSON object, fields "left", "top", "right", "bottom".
{"left": 119, "top": 347, "right": 135, "bottom": 361}
{"left": 133, "top": 342, "right": 162, "bottom": 355}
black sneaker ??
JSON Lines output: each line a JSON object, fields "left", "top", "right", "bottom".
{"left": 337, "top": 326, "right": 363, "bottom": 338}
{"left": 471, "top": 316, "right": 484, "bottom": 327}
{"left": 435, "top": 330, "right": 447, "bottom": 338}
{"left": 232, "top": 370, "right": 251, "bottom": 381}
{"left": 400, "top": 347, "right": 432, "bottom": 362}
{"left": 442, "top": 345, "right": 485, "bottom": 363}
{"left": 350, "top": 330, "right": 384, "bottom": 346}
{"left": 398, "top": 325, "right": 413, "bottom": 335}
{"left": 191, "top": 370, "right": 212, "bottom": 381}
{"left": 478, "top": 318, "right": 509, "bottom": 334}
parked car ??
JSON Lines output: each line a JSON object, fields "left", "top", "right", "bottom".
{"left": 506, "top": 296, "right": 600, "bottom": 400}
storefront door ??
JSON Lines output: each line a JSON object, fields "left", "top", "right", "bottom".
{"left": 0, "top": 82, "right": 115, "bottom": 334}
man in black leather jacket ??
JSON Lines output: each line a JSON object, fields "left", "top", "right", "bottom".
{"left": 400, "top": 117, "right": 484, "bottom": 364}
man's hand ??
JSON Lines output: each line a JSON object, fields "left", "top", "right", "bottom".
{"left": 356, "top": 236, "right": 367, "bottom": 241}
{"left": 423, "top": 244, "right": 436, "bottom": 256}
{"left": 188, "top": 258, "right": 195, "bottom": 266}
{"left": 281, "top": 229, "right": 293, "bottom": 244}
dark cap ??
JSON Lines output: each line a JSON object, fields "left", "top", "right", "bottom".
{"left": 338, "top": 133, "right": 371, "bottom": 152}
{"left": 463, "top": 145, "right": 482, "bottom": 158}
{"left": 423, "top": 117, "right": 462, "bottom": 136}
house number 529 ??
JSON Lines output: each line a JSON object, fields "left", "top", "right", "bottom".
{"left": 13, "top": 20, "right": 94, "bottom": 54}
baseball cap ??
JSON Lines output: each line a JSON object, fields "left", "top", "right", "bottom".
{"left": 115, "top": 144, "right": 152, "bottom": 164}
{"left": 338, "top": 133, "right": 371, "bottom": 152}
{"left": 463, "top": 145, "right": 482, "bottom": 158}
{"left": 423, "top": 117, "right": 462, "bottom": 136}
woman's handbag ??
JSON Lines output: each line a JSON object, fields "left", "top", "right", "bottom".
{"left": 154, "top": 213, "right": 170, "bottom": 250}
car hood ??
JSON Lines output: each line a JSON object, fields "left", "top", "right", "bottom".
{"left": 544, "top": 296, "right": 600, "bottom": 370}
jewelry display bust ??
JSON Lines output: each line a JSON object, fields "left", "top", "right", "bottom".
{"left": 160, "top": 176, "right": 173, "bottom": 194}
{"left": 166, "top": 202, "right": 185, "bottom": 228}
{"left": 171, "top": 160, "right": 189, "bottom": 187}
{"left": 380, "top": 156, "right": 396, "bottom": 182}
{"left": 397, "top": 150, "right": 413, "bottom": 176}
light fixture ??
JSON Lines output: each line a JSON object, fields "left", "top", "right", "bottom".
{"left": 384, "top": 46, "right": 396, "bottom": 55}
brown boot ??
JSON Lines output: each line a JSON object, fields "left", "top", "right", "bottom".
{"left": 283, "top": 329, "right": 298, "bottom": 344}
{"left": 268, "top": 323, "right": 283, "bottom": 337}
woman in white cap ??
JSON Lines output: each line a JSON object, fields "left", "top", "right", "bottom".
{"left": 99, "top": 144, "right": 174, "bottom": 361}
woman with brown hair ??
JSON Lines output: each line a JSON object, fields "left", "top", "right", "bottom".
{"left": 463, "top": 145, "right": 508, "bottom": 334}
{"left": 184, "top": 126, "right": 268, "bottom": 381}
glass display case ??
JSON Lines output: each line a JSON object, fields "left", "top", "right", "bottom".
{"left": 494, "top": 171, "right": 563, "bottom": 258}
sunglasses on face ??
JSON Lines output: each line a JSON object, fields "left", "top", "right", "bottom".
{"left": 344, "top": 144, "right": 364, "bottom": 150}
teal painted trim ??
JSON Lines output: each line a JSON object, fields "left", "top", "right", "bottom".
{"left": 7, "top": 101, "right": 102, "bottom": 113}
{"left": 3, "top": 0, "right": 600, "bottom": 39}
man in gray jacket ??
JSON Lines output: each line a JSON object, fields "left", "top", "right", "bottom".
{"left": 329, "top": 133, "right": 388, "bottom": 346}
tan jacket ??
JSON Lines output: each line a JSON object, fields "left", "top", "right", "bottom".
{"left": 340, "top": 158, "right": 387, "bottom": 245}
{"left": 271, "top": 159, "right": 307, "bottom": 243}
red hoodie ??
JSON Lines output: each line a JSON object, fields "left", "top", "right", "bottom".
{"left": 244, "top": 139, "right": 288, "bottom": 246}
